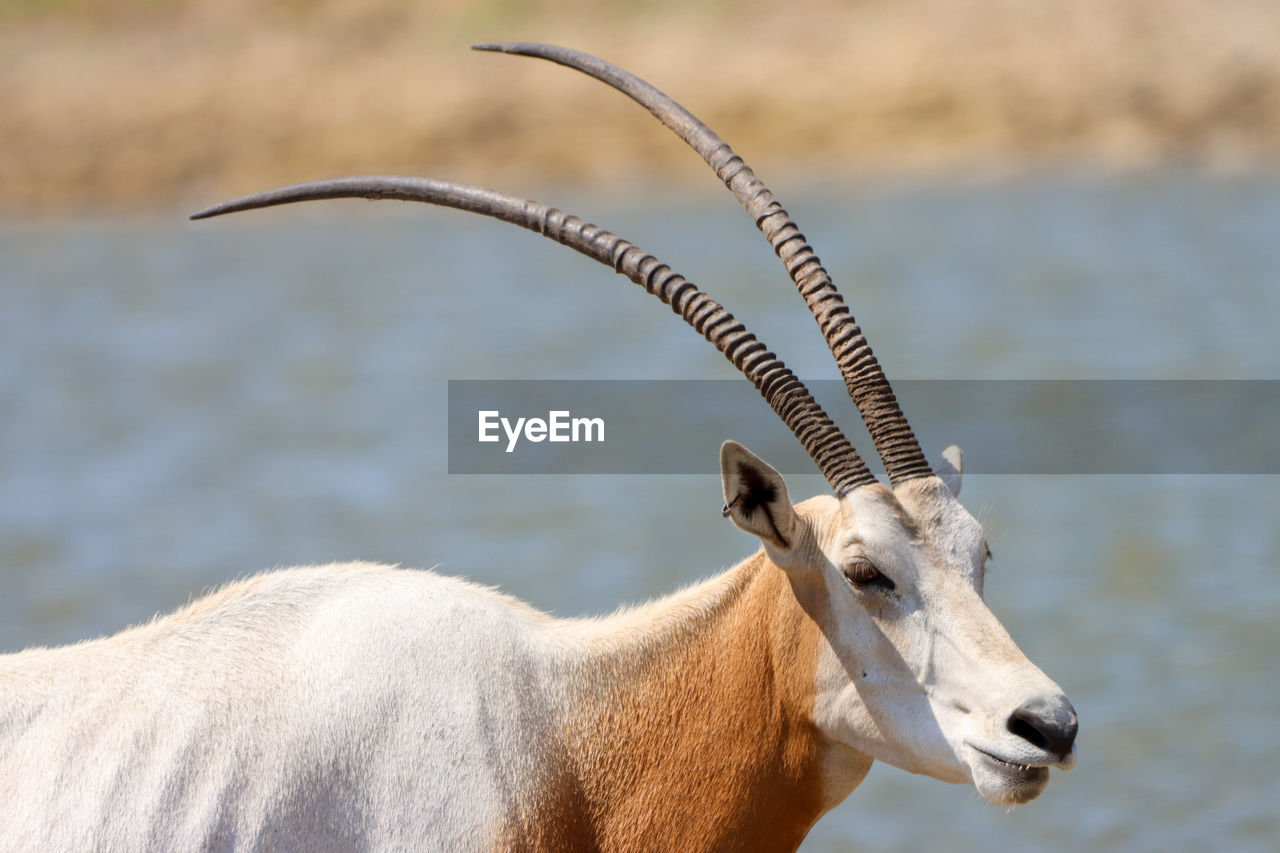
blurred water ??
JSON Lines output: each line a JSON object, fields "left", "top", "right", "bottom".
{"left": 2, "top": 171, "right": 1278, "bottom": 851}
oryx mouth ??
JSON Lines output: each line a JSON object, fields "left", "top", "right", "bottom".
{"left": 971, "top": 746, "right": 1051, "bottom": 779}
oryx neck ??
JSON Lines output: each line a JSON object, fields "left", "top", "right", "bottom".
{"left": 546, "top": 553, "right": 835, "bottom": 852}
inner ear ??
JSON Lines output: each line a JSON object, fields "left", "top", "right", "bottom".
{"left": 720, "top": 440, "right": 796, "bottom": 551}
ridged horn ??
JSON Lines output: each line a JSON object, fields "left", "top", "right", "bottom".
{"left": 474, "top": 42, "right": 933, "bottom": 485}
{"left": 191, "top": 176, "right": 878, "bottom": 495}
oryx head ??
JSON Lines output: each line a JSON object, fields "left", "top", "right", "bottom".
{"left": 192, "top": 42, "right": 1076, "bottom": 806}
{"left": 722, "top": 439, "right": 1076, "bottom": 804}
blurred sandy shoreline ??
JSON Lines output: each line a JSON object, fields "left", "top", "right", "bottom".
{"left": 4, "top": 0, "right": 1279, "bottom": 215}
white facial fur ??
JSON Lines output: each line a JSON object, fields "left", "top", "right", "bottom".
{"left": 800, "top": 474, "right": 1075, "bottom": 806}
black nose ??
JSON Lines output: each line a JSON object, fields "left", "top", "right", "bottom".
{"left": 1007, "top": 695, "right": 1078, "bottom": 760}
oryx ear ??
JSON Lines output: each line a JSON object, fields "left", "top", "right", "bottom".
{"left": 934, "top": 444, "right": 964, "bottom": 497}
{"left": 720, "top": 440, "right": 796, "bottom": 551}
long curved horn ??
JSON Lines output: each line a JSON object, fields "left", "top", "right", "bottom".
{"left": 191, "top": 176, "right": 878, "bottom": 495}
{"left": 473, "top": 42, "right": 933, "bottom": 485}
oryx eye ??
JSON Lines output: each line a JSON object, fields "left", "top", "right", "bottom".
{"left": 841, "top": 559, "right": 896, "bottom": 593}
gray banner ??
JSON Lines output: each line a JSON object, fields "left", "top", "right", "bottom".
{"left": 447, "top": 380, "right": 1279, "bottom": 475}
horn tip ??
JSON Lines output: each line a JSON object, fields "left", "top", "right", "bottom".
{"left": 189, "top": 195, "right": 265, "bottom": 221}
{"left": 471, "top": 42, "right": 564, "bottom": 58}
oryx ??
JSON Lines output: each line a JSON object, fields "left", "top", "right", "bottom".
{"left": 0, "top": 43, "right": 1076, "bottom": 852}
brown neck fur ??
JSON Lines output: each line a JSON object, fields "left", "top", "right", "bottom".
{"left": 538, "top": 552, "right": 832, "bottom": 852}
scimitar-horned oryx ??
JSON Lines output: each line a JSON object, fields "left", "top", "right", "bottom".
{"left": 1, "top": 43, "right": 1076, "bottom": 852}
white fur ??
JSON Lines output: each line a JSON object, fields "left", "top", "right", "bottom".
{"left": 0, "top": 564, "right": 577, "bottom": 850}
{"left": 806, "top": 476, "right": 1075, "bottom": 806}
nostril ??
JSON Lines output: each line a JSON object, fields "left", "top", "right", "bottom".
{"left": 1007, "top": 713, "right": 1050, "bottom": 751}
{"left": 1007, "top": 697, "right": 1078, "bottom": 759}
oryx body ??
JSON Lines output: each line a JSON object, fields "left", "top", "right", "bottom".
{"left": 2, "top": 43, "right": 1076, "bottom": 852}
